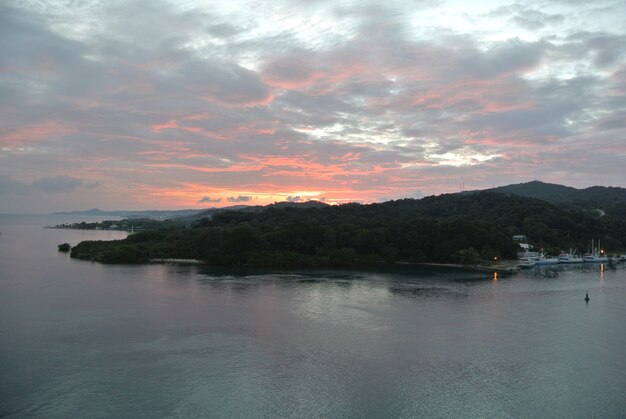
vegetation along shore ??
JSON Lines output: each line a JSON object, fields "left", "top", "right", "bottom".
{"left": 66, "top": 182, "right": 626, "bottom": 269}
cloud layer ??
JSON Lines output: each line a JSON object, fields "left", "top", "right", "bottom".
{"left": 1, "top": 0, "right": 625, "bottom": 212}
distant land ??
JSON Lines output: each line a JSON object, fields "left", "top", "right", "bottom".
{"left": 485, "top": 180, "right": 626, "bottom": 203}
{"left": 67, "top": 181, "right": 626, "bottom": 268}
{"left": 480, "top": 180, "right": 626, "bottom": 219}
{"left": 54, "top": 181, "right": 626, "bottom": 220}
{"left": 52, "top": 208, "right": 205, "bottom": 219}
{"left": 52, "top": 201, "right": 331, "bottom": 220}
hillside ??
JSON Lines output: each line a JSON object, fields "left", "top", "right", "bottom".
{"left": 485, "top": 181, "right": 626, "bottom": 218}
{"left": 173, "top": 200, "right": 330, "bottom": 223}
{"left": 70, "top": 192, "right": 626, "bottom": 267}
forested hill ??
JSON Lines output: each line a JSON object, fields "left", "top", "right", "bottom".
{"left": 173, "top": 200, "right": 330, "bottom": 223}
{"left": 484, "top": 181, "right": 626, "bottom": 218}
{"left": 70, "top": 191, "right": 626, "bottom": 267}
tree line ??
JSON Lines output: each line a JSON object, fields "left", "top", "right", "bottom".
{"left": 70, "top": 192, "right": 626, "bottom": 267}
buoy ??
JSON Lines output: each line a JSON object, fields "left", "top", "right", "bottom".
{"left": 585, "top": 290, "right": 590, "bottom": 302}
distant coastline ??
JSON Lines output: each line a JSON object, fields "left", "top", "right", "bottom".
{"left": 399, "top": 261, "right": 520, "bottom": 274}
{"left": 64, "top": 188, "right": 626, "bottom": 270}
{"left": 149, "top": 258, "right": 204, "bottom": 265}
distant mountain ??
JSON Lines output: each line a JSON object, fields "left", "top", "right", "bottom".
{"left": 171, "top": 205, "right": 253, "bottom": 222}
{"left": 486, "top": 181, "right": 578, "bottom": 203}
{"left": 265, "top": 200, "right": 330, "bottom": 210}
{"left": 52, "top": 201, "right": 331, "bottom": 223}
{"left": 176, "top": 200, "right": 330, "bottom": 222}
{"left": 53, "top": 208, "right": 206, "bottom": 219}
{"left": 482, "top": 181, "right": 626, "bottom": 218}
{"left": 486, "top": 181, "right": 626, "bottom": 203}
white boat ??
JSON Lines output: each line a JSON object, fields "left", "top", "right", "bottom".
{"left": 558, "top": 249, "right": 584, "bottom": 263}
{"left": 534, "top": 250, "right": 559, "bottom": 265}
{"left": 517, "top": 256, "right": 536, "bottom": 268}
{"left": 583, "top": 239, "right": 609, "bottom": 263}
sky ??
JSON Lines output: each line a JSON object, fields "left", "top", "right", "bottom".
{"left": 1, "top": 0, "right": 625, "bottom": 212}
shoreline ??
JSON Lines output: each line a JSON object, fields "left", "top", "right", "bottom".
{"left": 402, "top": 261, "right": 520, "bottom": 274}
{"left": 149, "top": 258, "right": 204, "bottom": 265}
{"left": 152, "top": 259, "right": 520, "bottom": 271}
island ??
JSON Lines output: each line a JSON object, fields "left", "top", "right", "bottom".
{"left": 69, "top": 189, "right": 626, "bottom": 269}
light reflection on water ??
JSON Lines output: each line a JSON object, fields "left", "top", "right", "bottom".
{"left": 1, "top": 218, "right": 625, "bottom": 418}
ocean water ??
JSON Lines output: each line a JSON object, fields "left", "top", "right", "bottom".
{"left": 1, "top": 215, "right": 625, "bottom": 418}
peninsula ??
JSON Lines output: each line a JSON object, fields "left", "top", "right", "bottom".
{"left": 68, "top": 184, "right": 626, "bottom": 268}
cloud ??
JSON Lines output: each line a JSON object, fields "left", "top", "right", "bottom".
{"left": 31, "top": 175, "right": 85, "bottom": 193}
{"left": 0, "top": 175, "right": 29, "bottom": 195}
{"left": 286, "top": 196, "right": 302, "bottom": 202}
{"left": 227, "top": 195, "right": 253, "bottom": 203}
{"left": 1, "top": 1, "right": 625, "bottom": 212}
{"left": 452, "top": 39, "right": 547, "bottom": 80}
{"left": 206, "top": 23, "right": 239, "bottom": 38}
{"left": 198, "top": 196, "right": 222, "bottom": 203}
{"left": 1, "top": 174, "right": 96, "bottom": 196}
{"left": 490, "top": 6, "right": 565, "bottom": 31}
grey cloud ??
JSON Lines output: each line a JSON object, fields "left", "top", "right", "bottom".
{"left": 488, "top": 4, "right": 525, "bottom": 17}
{"left": 467, "top": 76, "right": 599, "bottom": 139}
{"left": 1, "top": 0, "right": 625, "bottom": 212}
{"left": 595, "top": 111, "right": 626, "bottom": 131}
{"left": 490, "top": 6, "right": 566, "bottom": 31}
{"left": 359, "top": 146, "right": 424, "bottom": 167}
{"left": 1, "top": 175, "right": 96, "bottom": 195}
{"left": 0, "top": 175, "right": 29, "bottom": 194}
{"left": 31, "top": 176, "right": 84, "bottom": 193}
{"left": 83, "top": 181, "right": 101, "bottom": 189}
{"left": 227, "top": 195, "right": 253, "bottom": 202}
{"left": 263, "top": 53, "right": 315, "bottom": 85}
{"left": 198, "top": 196, "right": 222, "bottom": 203}
{"left": 512, "top": 17, "right": 545, "bottom": 31}
{"left": 448, "top": 99, "right": 483, "bottom": 113}
{"left": 563, "top": 32, "right": 626, "bottom": 68}
{"left": 175, "top": 59, "right": 271, "bottom": 106}
{"left": 511, "top": 11, "right": 564, "bottom": 31}
{"left": 585, "top": 34, "right": 626, "bottom": 68}
{"left": 206, "top": 23, "right": 240, "bottom": 38}
{"left": 0, "top": 4, "right": 84, "bottom": 71}
{"left": 401, "top": 127, "right": 425, "bottom": 138}
{"left": 454, "top": 39, "right": 547, "bottom": 79}
{"left": 286, "top": 196, "right": 301, "bottom": 202}
{"left": 98, "top": 0, "right": 210, "bottom": 50}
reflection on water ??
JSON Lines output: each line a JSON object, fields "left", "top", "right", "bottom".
{"left": 387, "top": 285, "right": 455, "bottom": 298}
{"left": 600, "top": 263, "right": 605, "bottom": 281}
{"left": 1, "top": 218, "right": 626, "bottom": 417}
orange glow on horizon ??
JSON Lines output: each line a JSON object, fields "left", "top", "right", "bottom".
{"left": 131, "top": 179, "right": 394, "bottom": 208}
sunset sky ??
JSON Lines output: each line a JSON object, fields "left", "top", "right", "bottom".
{"left": 1, "top": 0, "right": 625, "bottom": 212}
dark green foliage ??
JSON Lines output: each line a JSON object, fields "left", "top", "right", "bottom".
{"left": 57, "top": 243, "right": 71, "bottom": 252}
{"left": 70, "top": 192, "right": 626, "bottom": 267}
{"left": 488, "top": 180, "right": 626, "bottom": 219}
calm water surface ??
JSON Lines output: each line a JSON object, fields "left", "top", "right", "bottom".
{"left": 1, "top": 215, "right": 625, "bottom": 418}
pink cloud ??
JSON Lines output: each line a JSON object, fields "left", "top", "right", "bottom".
{"left": 0, "top": 122, "right": 72, "bottom": 148}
